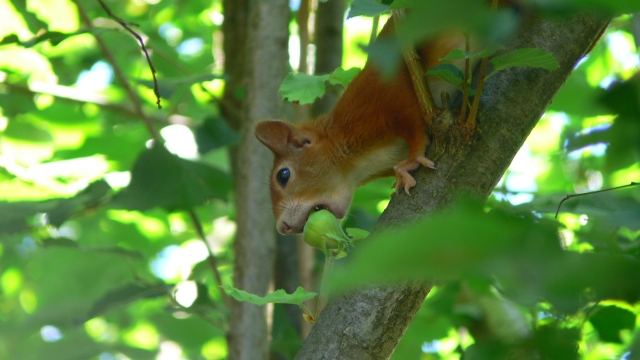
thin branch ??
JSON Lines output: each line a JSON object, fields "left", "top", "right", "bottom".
{"left": 75, "top": 1, "right": 161, "bottom": 142}
{"left": 465, "top": 56, "right": 489, "bottom": 132}
{"left": 392, "top": 10, "right": 436, "bottom": 130}
{"left": 554, "top": 182, "right": 639, "bottom": 218}
{"left": 465, "top": 0, "right": 498, "bottom": 134}
{"left": 96, "top": 0, "right": 162, "bottom": 110}
{"left": 74, "top": 0, "right": 231, "bottom": 309}
{"left": 188, "top": 209, "right": 232, "bottom": 306}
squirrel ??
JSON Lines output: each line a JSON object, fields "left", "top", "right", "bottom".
{"left": 256, "top": 19, "right": 469, "bottom": 234}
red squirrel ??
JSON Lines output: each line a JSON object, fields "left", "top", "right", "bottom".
{"left": 256, "top": 20, "right": 466, "bottom": 234}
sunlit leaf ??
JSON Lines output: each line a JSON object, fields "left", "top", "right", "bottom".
{"left": 327, "top": 67, "right": 360, "bottom": 87}
{"left": 2, "top": 118, "right": 52, "bottom": 143}
{"left": 489, "top": 48, "right": 559, "bottom": 76}
{"left": 112, "top": 144, "right": 231, "bottom": 211}
{"left": 279, "top": 73, "right": 329, "bottom": 104}
{"left": 0, "top": 180, "right": 112, "bottom": 234}
{"left": 528, "top": 0, "right": 640, "bottom": 15}
{"left": 222, "top": 285, "right": 317, "bottom": 306}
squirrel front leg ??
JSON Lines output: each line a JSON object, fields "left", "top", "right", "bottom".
{"left": 393, "top": 130, "right": 436, "bottom": 195}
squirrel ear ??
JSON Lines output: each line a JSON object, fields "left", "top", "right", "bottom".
{"left": 255, "top": 120, "right": 293, "bottom": 155}
{"left": 255, "top": 120, "right": 314, "bottom": 155}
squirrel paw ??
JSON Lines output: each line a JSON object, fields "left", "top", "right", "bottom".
{"left": 393, "top": 156, "right": 436, "bottom": 195}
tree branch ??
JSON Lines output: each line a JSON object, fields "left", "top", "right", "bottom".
{"left": 75, "top": 0, "right": 161, "bottom": 142}
{"left": 95, "top": 0, "right": 162, "bottom": 110}
{"left": 295, "top": 12, "right": 610, "bottom": 360}
{"left": 555, "top": 181, "right": 640, "bottom": 218}
{"left": 75, "top": 0, "right": 230, "bottom": 315}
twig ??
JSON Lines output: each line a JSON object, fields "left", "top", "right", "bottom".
{"left": 96, "top": 0, "right": 162, "bottom": 110}
{"left": 391, "top": 10, "right": 435, "bottom": 129}
{"left": 554, "top": 182, "right": 639, "bottom": 218}
{"left": 464, "top": 0, "right": 499, "bottom": 135}
{"left": 188, "top": 209, "right": 232, "bottom": 306}
{"left": 75, "top": 1, "right": 161, "bottom": 142}
{"left": 465, "top": 56, "right": 489, "bottom": 133}
{"left": 75, "top": 0, "right": 231, "bottom": 308}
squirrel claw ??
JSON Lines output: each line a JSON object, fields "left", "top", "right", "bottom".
{"left": 393, "top": 155, "right": 436, "bottom": 195}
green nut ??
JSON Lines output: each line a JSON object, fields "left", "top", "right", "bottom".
{"left": 303, "top": 210, "right": 346, "bottom": 250}
{"left": 303, "top": 210, "right": 370, "bottom": 258}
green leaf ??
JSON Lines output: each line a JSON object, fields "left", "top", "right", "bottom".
{"left": 0, "top": 34, "right": 20, "bottom": 46}
{"left": 137, "top": 73, "right": 224, "bottom": 98}
{"left": 489, "top": 48, "right": 559, "bottom": 76}
{"left": 279, "top": 73, "right": 329, "bottom": 104}
{"left": 194, "top": 116, "right": 240, "bottom": 153}
{"left": 2, "top": 118, "right": 52, "bottom": 143}
{"left": 348, "top": 0, "right": 389, "bottom": 18}
{"left": 326, "top": 199, "right": 640, "bottom": 312}
{"left": 0, "top": 180, "right": 112, "bottom": 234}
{"left": 327, "top": 67, "right": 360, "bottom": 87}
{"left": 426, "top": 63, "right": 465, "bottom": 87}
{"left": 112, "top": 144, "right": 231, "bottom": 211}
{"left": 26, "top": 246, "right": 144, "bottom": 327}
{"left": 391, "top": 0, "right": 515, "bottom": 45}
{"left": 534, "top": 324, "right": 580, "bottom": 360}
{"left": 0, "top": 31, "right": 85, "bottom": 48}
{"left": 87, "top": 283, "right": 169, "bottom": 319}
{"left": 589, "top": 305, "right": 636, "bottom": 343}
{"left": 327, "top": 200, "right": 550, "bottom": 294}
{"left": 530, "top": 0, "right": 640, "bottom": 15}
{"left": 222, "top": 285, "right": 317, "bottom": 306}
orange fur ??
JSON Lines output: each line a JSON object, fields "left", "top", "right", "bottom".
{"left": 256, "top": 20, "right": 464, "bottom": 234}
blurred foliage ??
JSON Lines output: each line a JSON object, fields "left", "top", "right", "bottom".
{"left": 0, "top": 0, "right": 638, "bottom": 359}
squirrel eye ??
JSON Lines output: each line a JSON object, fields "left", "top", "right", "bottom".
{"left": 276, "top": 168, "right": 291, "bottom": 187}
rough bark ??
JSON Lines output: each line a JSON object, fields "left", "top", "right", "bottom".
{"left": 295, "top": 13, "right": 609, "bottom": 360}
{"left": 225, "top": 1, "right": 290, "bottom": 359}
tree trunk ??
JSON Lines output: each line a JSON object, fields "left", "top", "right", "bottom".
{"left": 312, "top": 0, "right": 346, "bottom": 116}
{"left": 295, "top": 13, "right": 609, "bottom": 360}
{"left": 224, "top": 1, "right": 290, "bottom": 359}
{"left": 272, "top": 234, "right": 303, "bottom": 360}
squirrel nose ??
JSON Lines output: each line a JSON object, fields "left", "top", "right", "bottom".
{"left": 280, "top": 221, "right": 293, "bottom": 234}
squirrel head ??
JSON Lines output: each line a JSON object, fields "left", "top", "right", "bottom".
{"left": 255, "top": 120, "right": 352, "bottom": 234}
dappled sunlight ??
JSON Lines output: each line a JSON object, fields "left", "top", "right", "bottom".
{"left": 0, "top": 0, "right": 637, "bottom": 359}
